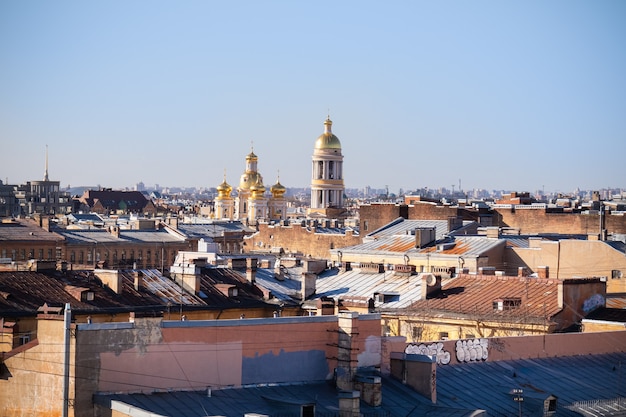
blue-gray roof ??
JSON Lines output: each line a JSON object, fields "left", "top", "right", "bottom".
{"left": 436, "top": 352, "right": 626, "bottom": 416}
{"left": 94, "top": 377, "right": 482, "bottom": 417}
{"left": 177, "top": 221, "right": 254, "bottom": 239}
{"left": 59, "top": 228, "right": 185, "bottom": 244}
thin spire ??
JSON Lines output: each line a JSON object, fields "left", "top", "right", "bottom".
{"left": 43, "top": 145, "right": 49, "bottom": 181}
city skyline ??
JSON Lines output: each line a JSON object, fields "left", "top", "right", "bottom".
{"left": 1, "top": 1, "right": 625, "bottom": 194}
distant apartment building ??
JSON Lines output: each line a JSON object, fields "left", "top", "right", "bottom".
{"left": 0, "top": 148, "right": 72, "bottom": 217}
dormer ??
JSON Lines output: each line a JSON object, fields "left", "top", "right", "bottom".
{"left": 215, "top": 284, "right": 238, "bottom": 297}
{"left": 493, "top": 297, "right": 522, "bottom": 311}
{"left": 65, "top": 285, "right": 95, "bottom": 302}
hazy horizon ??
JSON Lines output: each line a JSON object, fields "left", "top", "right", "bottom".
{"left": 2, "top": 1, "right": 625, "bottom": 195}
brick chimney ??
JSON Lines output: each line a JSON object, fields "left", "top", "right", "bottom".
{"left": 133, "top": 271, "right": 143, "bottom": 291}
{"left": 537, "top": 266, "right": 549, "bottom": 279}
{"left": 301, "top": 272, "right": 316, "bottom": 300}
{"left": 246, "top": 258, "right": 257, "bottom": 283}
{"left": 338, "top": 390, "right": 360, "bottom": 417}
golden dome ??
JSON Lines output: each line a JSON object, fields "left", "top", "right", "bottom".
{"left": 246, "top": 150, "right": 258, "bottom": 161}
{"left": 250, "top": 177, "right": 266, "bottom": 198}
{"left": 216, "top": 171, "right": 233, "bottom": 198}
{"left": 271, "top": 179, "right": 286, "bottom": 197}
{"left": 314, "top": 117, "right": 342, "bottom": 150}
{"left": 238, "top": 172, "right": 263, "bottom": 191}
{"left": 216, "top": 179, "right": 232, "bottom": 196}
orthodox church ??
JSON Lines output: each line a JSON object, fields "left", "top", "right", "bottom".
{"left": 213, "top": 117, "right": 345, "bottom": 223}
{"left": 213, "top": 148, "right": 287, "bottom": 224}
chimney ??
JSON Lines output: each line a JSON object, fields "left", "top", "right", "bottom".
{"left": 133, "top": 271, "right": 143, "bottom": 291}
{"left": 537, "top": 266, "right": 549, "bottom": 279}
{"left": 338, "top": 390, "right": 360, "bottom": 417}
{"left": 518, "top": 267, "right": 528, "bottom": 277}
{"left": 301, "top": 272, "right": 316, "bottom": 300}
{"left": 353, "top": 374, "right": 382, "bottom": 407}
{"left": 41, "top": 216, "right": 50, "bottom": 232}
{"left": 420, "top": 273, "right": 442, "bottom": 300}
{"left": 415, "top": 227, "right": 436, "bottom": 249}
{"left": 95, "top": 269, "right": 123, "bottom": 294}
{"left": 246, "top": 258, "right": 257, "bottom": 283}
{"left": 336, "top": 312, "right": 359, "bottom": 391}
{"left": 109, "top": 226, "right": 120, "bottom": 238}
{"left": 390, "top": 352, "right": 437, "bottom": 403}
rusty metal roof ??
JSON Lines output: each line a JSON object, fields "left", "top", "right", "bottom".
{"left": 404, "top": 273, "right": 563, "bottom": 321}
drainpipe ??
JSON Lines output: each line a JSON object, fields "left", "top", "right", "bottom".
{"left": 62, "top": 303, "right": 71, "bottom": 417}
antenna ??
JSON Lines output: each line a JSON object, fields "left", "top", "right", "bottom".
{"left": 43, "top": 144, "right": 49, "bottom": 181}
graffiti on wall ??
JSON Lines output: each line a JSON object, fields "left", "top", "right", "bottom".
{"left": 404, "top": 342, "right": 451, "bottom": 365}
{"left": 455, "top": 338, "right": 488, "bottom": 363}
{"left": 582, "top": 293, "right": 605, "bottom": 313}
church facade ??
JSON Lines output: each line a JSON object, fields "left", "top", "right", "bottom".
{"left": 214, "top": 149, "right": 287, "bottom": 225}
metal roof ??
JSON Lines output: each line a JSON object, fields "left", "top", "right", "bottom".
{"left": 177, "top": 221, "right": 254, "bottom": 239}
{"left": 336, "top": 235, "right": 504, "bottom": 259}
{"left": 311, "top": 268, "right": 425, "bottom": 309}
{"left": 94, "top": 376, "right": 482, "bottom": 417}
{"left": 60, "top": 228, "right": 184, "bottom": 245}
{"left": 404, "top": 273, "right": 563, "bottom": 321}
{"left": 436, "top": 352, "right": 626, "bottom": 416}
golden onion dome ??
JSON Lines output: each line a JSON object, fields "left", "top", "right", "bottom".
{"left": 216, "top": 172, "right": 232, "bottom": 197}
{"left": 250, "top": 177, "right": 266, "bottom": 194}
{"left": 239, "top": 172, "right": 263, "bottom": 190}
{"left": 217, "top": 180, "right": 232, "bottom": 194}
{"left": 271, "top": 179, "right": 286, "bottom": 197}
{"left": 314, "top": 117, "right": 342, "bottom": 150}
{"left": 246, "top": 150, "right": 258, "bottom": 161}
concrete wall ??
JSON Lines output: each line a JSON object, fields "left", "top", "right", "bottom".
{"left": 394, "top": 330, "right": 626, "bottom": 369}
{"left": 506, "top": 239, "right": 626, "bottom": 294}
{"left": 1, "top": 313, "right": 382, "bottom": 417}
{"left": 0, "top": 317, "right": 74, "bottom": 417}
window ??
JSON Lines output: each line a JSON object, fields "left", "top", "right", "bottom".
{"left": 412, "top": 326, "right": 423, "bottom": 341}
{"left": 70, "top": 251, "right": 75, "bottom": 262}
{"left": 302, "top": 404, "right": 315, "bottom": 417}
{"left": 439, "top": 332, "right": 449, "bottom": 340}
{"left": 38, "top": 249, "right": 43, "bottom": 259}
{"left": 612, "top": 270, "right": 622, "bottom": 279}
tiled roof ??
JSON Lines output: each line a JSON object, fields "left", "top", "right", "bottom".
{"left": 404, "top": 273, "right": 563, "bottom": 321}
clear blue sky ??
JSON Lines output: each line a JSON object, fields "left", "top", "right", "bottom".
{"left": 1, "top": 1, "right": 624, "bottom": 195}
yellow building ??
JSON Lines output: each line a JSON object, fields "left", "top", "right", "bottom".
{"left": 309, "top": 117, "right": 346, "bottom": 217}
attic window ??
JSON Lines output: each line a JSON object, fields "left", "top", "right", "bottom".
{"left": 374, "top": 292, "right": 399, "bottom": 303}
{"left": 493, "top": 298, "right": 522, "bottom": 311}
